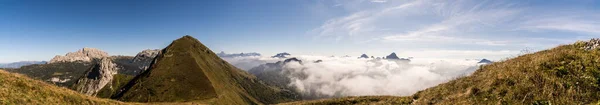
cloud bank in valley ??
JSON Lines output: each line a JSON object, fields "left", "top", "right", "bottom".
{"left": 223, "top": 54, "right": 487, "bottom": 98}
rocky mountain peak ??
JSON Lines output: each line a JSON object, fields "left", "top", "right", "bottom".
{"left": 131, "top": 49, "right": 161, "bottom": 70}
{"left": 272, "top": 52, "right": 291, "bottom": 58}
{"left": 49, "top": 47, "right": 109, "bottom": 63}
{"left": 385, "top": 52, "right": 400, "bottom": 60}
{"left": 577, "top": 38, "right": 600, "bottom": 50}
{"left": 73, "top": 57, "right": 118, "bottom": 96}
{"left": 359, "top": 54, "right": 369, "bottom": 59}
{"left": 132, "top": 49, "right": 160, "bottom": 62}
{"left": 478, "top": 59, "right": 493, "bottom": 64}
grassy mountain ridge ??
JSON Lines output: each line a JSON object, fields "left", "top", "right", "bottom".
{"left": 113, "top": 36, "right": 298, "bottom": 104}
{"left": 0, "top": 69, "right": 126, "bottom": 104}
{"left": 410, "top": 41, "right": 600, "bottom": 104}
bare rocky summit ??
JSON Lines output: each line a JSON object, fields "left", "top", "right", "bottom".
{"left": 72, "top": 58, "right": 118, "bottom": 96}
{"left": 132, "top": 49, "right": 160, "bottom": 63}
{"left": 49, "top": 47, "right": 109, "bottom": 63}
{"left": 131, "top": 49, "right": 160, "bottom": 70}
{"left": 577, "top": 38, "right": 600, "bottom": 50}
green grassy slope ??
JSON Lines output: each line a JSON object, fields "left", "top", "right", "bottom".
{"left": 113, "top": 36, "right": 297, "bottom": 104}
{"left": 411, "top": 40, "right": 600, "bottom": 104}
{"left": 0, "top": 69, "right": 126, "bottom": 105}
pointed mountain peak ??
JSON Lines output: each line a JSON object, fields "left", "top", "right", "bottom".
{"left": 359, "top": 54, "right": 369, "bottom": 59}
{"left": 386, "top": 52, "right": 400, "bottom": 60}
{"left": 113, "top": 35, "right": 297, "bottom": 104}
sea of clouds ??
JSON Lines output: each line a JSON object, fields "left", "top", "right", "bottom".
{"left": 221, "top": 55, "right": 485, "bottom": 98}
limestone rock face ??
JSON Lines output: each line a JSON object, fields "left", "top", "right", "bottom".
{"left": 131, "top": 49, "right": 160, "bottom": 70}
{"left": 73, "top": 57, "right": 118, "bottom": 96}
{"left": 49, "top": 47, "right": 109, "bottom": 63}
{"left": 578, "top": 38, "right": 600, "bottom": 50}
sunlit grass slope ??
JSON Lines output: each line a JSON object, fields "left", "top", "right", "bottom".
{"left": 282, "top": 39, "right": 600, "bottom": 105}
{"left": 0, "top": 69, "right": 126, "bottom": 105}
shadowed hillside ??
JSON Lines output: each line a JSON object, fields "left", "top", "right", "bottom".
{"left": 0, "top": 69, "right": 125, "bottom": 104}
{"left": 113, "top": 36, "right": 298, "bottom": 104}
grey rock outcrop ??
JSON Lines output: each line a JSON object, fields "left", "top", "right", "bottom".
{"left": 49, "top": 47, "right": 109, "bottom": 63}
{"left": 132, "top": 49, "right": 160, "bottom": 63}
{"left": 131, "top": 49, "right": 160, "bottom": 70}
{"left": 578, "top": 38, "right": 600, "bottom": 50}
{"left": 73, "top": 57, "right": 118, "bottom": 96}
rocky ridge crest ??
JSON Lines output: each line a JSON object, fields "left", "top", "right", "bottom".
{"left": 49, "top": 47, "right": 109, "bottom": 63}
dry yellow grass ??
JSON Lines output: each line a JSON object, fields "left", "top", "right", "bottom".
{"left": 0, "top": 69, "right": 129, "bottom": 105}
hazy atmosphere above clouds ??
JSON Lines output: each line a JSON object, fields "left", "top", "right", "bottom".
{"left": 2, "top": 0, "right": 600, "bottom": 62}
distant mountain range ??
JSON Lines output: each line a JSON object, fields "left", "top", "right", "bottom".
{"left": 272, "top": 52, "right": 291, "bottom": 58}
{"left": 217, "top": 51, "right": 261, "bottom": 57}
{"left": 0, "top": 61, "right": 47, "bottom": 68}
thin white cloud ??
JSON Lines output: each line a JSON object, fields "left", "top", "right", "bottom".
{"left": 518, "top": 16, "right": 600, "bottom": 34}
{"left": 310, "top": 0, "right": 600, "bottom": 55}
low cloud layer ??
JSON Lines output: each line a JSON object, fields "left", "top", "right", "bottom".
{"left": 223, "top": 55, "right": 485, "bottom": 98}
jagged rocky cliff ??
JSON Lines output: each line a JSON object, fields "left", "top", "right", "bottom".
{"left": 131, "top": 49, "right": 160, "bottom": 70}
{"left": 72, "top": 58, "right": 118, "bottom": 96}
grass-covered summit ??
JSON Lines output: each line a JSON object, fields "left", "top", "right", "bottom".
{"left": 113, "top": 36, "right": 297, "bottom": 104}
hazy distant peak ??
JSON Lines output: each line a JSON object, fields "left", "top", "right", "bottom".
{"left": 272, "top": 52, "right": 291, "bottom": 58}
{"left": 478, "top": 59, "right": 493, "bottom": 64}
{"left": 218, "top": 51, "right": 261, "bottom": 57}
{"left": 359, "top": 54, "right": 369, "bottom": 59}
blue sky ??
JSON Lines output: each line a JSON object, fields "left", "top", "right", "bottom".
{"left": 1, "top": 0, "right": 600, "bottom": 63}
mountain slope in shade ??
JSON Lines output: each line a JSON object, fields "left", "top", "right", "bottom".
{"left": 0, "top": 69, "right": 125, "bottom": 105}
{"left": 113, "top": 36, "right": 298, "bottom": 104}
